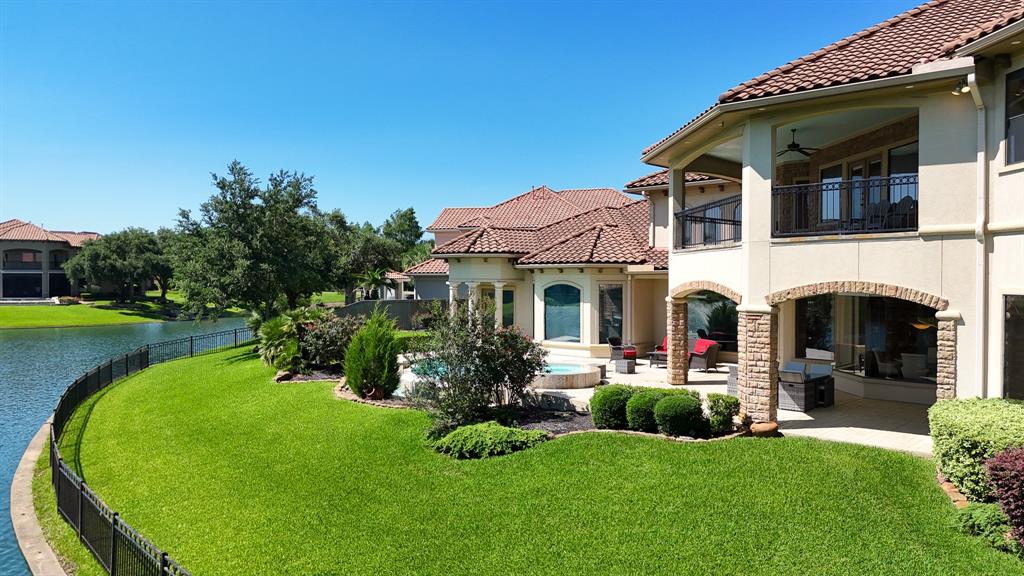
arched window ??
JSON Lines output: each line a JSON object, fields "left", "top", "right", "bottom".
{"left": 544, "top": 284, "right": 581, "bottom": 343}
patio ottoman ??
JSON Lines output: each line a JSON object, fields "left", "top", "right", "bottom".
{"left": 614, "top": 359, "right": 636, "bottom": 374}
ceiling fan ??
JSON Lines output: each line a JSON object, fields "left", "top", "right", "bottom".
{"left": 777, "top": 129, "right": 819, "bottom": 157}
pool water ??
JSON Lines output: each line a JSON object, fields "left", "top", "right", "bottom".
{"left": 545, "top": 363, "right": 586, "bottom": 374}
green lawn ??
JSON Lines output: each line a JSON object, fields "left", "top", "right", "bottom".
{"left": 35, "top": 348, "right": 1023, "bottom": 576}
{"left": 1, "top": 291, "right": 243, "bottom": 329}
{"left": 311, "top": 291, "right": 346, "bottom": 305}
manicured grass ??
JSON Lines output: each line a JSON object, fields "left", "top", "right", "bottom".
{"left": 311, "top": 291, "right": 346, "bottom": 305}
{"left": 0, "top": 303, "right": 158, "bottom": 329}
{"left": 37, "top": 348, "right": 1024, "bottom": 576}
{"left": 0, "top": 291, "right": 244, "bottom": 329}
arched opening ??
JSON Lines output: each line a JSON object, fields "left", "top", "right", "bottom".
{"left": 543, "top": 284, "right": 581, "bottom": 343}
{"left": 688, "top": 290, "right": 738, "bottom": 355}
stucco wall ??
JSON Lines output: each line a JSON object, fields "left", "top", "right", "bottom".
{"left": 412, "top": 276, "right": 449, "bottom": 300}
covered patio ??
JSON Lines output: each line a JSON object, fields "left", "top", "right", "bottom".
{"left": 533, "top": 355, "right": 932, "bottom": 456}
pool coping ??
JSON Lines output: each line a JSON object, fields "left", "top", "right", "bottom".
{"left": 10, "top": 417, "right": 68, "bottom": 576}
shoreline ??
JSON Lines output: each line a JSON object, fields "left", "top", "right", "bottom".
{"left": 10, "top": 418, "right": 67, "bottom": 576}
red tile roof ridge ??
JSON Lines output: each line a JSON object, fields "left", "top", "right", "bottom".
{"left": 403, "top": 258, "right": 449, "bottom": 275}
{"left": 718, "top": 0, "right": 947, "bottom": 103}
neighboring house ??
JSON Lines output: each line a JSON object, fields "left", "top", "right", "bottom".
{"left": 640, "top": 0, "right": 1024, "bottom": 423}
{"left": 0, "top": 219, "right": 99, "bottom": 299}
{"left": 413, "top": 183, "right": 709, "bottom": 357}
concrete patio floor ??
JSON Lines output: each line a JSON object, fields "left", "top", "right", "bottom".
{"left": 535, "top": 355, "right": 933, "bottom": 457}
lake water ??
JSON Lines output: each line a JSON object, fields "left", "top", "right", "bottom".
{"left": 0, "top": 317, "right": 246, "bottom": 575}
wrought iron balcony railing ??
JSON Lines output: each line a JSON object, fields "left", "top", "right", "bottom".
{"left": 772, "top": 174, "right": 918, "bottom": 237}
{"left": 674, "top": 194, "right": 742, "bottom": 250}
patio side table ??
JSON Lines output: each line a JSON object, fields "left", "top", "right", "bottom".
{"left": 614, "top": 359, "right": 636, "bottom": 374}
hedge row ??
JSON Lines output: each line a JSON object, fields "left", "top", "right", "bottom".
{"left": 928, "top": 398, "right": 1024, "bottom": 500}
{"left": 591, "top": 385, "right": 739, "bottom": 438}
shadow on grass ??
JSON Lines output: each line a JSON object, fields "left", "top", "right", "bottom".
{"left": 58, "top": 385, "right": 114, "bottom": 483}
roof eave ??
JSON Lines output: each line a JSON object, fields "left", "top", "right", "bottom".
{"left": 641, "top": 57, "right": 977, "bottom": 166}
{"left": 954, "top": 19, "right": 1024, "bottom": 56}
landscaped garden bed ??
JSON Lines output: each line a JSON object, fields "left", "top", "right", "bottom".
{"left": 33, "top": 345, "right": 1024, "bottom": 576}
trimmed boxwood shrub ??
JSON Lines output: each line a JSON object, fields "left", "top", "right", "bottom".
{"left": 591, "top": 385, "right": 636, "bottom": 429}
{"left": 929, "top": 398, "right": 1024, "bottom": 500}
{"left": 988, "top": 446, "right": 1024, "bottom": 549}
{"left": 626, "top": 389, "right": 669, "bottom": 433}
{"left": 654, "top": 394, "right": 708, "bottom": 438}
{"left": 345, "top": 309, "right": 401, "bottom": 399}
{"left": 707, "top": 393, "right": 740, "bottom": 435}
{"left": 433, "top": 421, "right": 548, "bottom": 459}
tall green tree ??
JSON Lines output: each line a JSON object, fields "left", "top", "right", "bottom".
{"left": 381, "top": 207, "right": 423, "bottom": 254}
{"left": 401, "top": 239, "right": 435, "bottom": 270}
{"left": 150, "top": 227, "right": 178, "bottom": 301}
{"left": 64, "top": 228, "right": 162, "bottom": 302}
{"left": 173, "top": 161, "right": 333, "bottom": 319}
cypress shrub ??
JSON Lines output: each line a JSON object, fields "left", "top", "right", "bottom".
{"left": 654, "top": 394, "right": 708, "bottom": 438}
{"left": 928, "top": 398, "right": 1024, "bottom": 500}
{"left": 626, "top": 389, "right": 668, "bottom": 433}
{"left": 344, "top": 309, "right": 401, "bottom": 399}
{"left": 591, "top": 385, "right": 636, "bottom": 429}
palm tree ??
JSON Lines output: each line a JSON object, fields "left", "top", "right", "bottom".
{"left": 356, "top": 268, "right": 394, "bottom": 300}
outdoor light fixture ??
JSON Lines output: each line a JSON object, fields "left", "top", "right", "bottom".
{"left": 952, "top": 79, "right": 971, "bottom": 95}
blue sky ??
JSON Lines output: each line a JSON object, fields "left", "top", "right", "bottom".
{"left": 0, "top": 0, "right": 920, "bottom": 234}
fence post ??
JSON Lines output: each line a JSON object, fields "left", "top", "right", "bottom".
{"left": 110, "top": 512, "right": 119, "bottom": 576}
{"left": 124, "top": 354, "right": 129, "bottom": 377}
{"left": 55, "top": 458, "right": 62, "bottom": 505}
{"left": 77, "top": 481, "right": 84, "bottom": 541}
{"left": 190, "top": 336, "right": 194, "bottom": 357}
{"left": 234, "top": 328, "right": 238, "bottom": 347}
{"left": 160, "top": 552, "right": 169, "bottom": 574}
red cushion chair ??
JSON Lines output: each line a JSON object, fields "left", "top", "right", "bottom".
{"left": 655, "top": 336, "right": 668, "bottom": 352}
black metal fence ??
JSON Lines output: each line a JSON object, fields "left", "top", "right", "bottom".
{"left": 49, "top": 326, "right": 254, "bottom": 576}
{"left": 772, "top": 174, "right": 919, "bottom": 237}
{"left": 674, "top": 194, "right": 742, "bottom": 250}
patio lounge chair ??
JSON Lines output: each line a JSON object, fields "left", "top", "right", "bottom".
{"left": 608, "top": 336, "right": 637, "bottom": 362}
{"left": 688, "top": 338, "right": 720, "bottom": 372}
{"left": 648, "top": 336, "right": 669, "bottom": 368}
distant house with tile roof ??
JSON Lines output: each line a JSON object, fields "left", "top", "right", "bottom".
{"left": 409, "top": 180, "right": 725, "bottom": 356}
{"left": 0, "top": 219, "right": 100, "bottom": 298}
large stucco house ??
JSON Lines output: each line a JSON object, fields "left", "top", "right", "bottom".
{"left": 410, "top": 0, "right": 1024, "bottom": 426}
{"left": 646, "top": 0, "right": 1024, "bottom": 424}
{"left": 0, "top": 219, "right": 99, "bottom": 299}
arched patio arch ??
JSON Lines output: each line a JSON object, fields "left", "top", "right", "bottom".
{"left": 736, "top": 281, "right": 957, "bottom": 424}
{"left": 670, "top": 280, "right": 742, "bottom": 304}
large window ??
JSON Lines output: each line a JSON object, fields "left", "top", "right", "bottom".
{"left": 2, "top": 249, "right": 42, "bottom": 270}
{"left": 598, "top": 284, "right": 623, "bottom": 344}
{"left": 795, "top": 294, "right": 938, "bottom": 382}
{"left": 1008, "top": 68, "right": 1024, "bottom": 165}
{"left": 888, "top": 141, "right": 919, "bottom": 203}
{"left": 544, "top": 284, "right": 581, "bottom": 343}
{"left": 1006, "top": 295, "right": 1024, "bottom": 400}
{"left": 502, "top": 289, "right": 514, "bottom": 327}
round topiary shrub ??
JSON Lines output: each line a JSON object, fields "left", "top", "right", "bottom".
{"left": 590, "top": 385, "right": 636, "bottom": 429}
{"left": 433, "top": 421, "right": 548, "bottom": 459}
{"left": 654, "top": 394, "right": 709, "bottom": 438}
{"left": 626, "top": 389, "right": 668, "bottom": 433}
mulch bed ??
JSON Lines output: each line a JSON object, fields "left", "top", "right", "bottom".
{"left": 510, "top": 408, "right": 596, "bottom": 435}
{"left": 333, "top": 379, "right": 416, "bottom": 409}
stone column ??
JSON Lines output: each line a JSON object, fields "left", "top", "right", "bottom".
{"left": 466, "top": 282, "right": 479, "bottom": 313}
{"left": 936, "top": 312, "right": 959, "bottom": 400}
{"left": 41, "top": 248, "right": 50, "bottom": 298}
{"left": 448, "top": 281, "right": 460, "bottom": 316}
{"left": 493, "top": 282, "right": 505, "bottom": 326}
{"left": 737, "top": 307, "right": 778, "bottom": 423}
{"left": 667, "top": 297, "right": 688, "bottom": 385}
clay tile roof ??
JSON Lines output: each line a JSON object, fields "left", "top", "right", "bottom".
{"left": 404, "top": 258, "right": 449, "bottom": 275}
{"left": 426, "top": 186, "right": 632, "bottom": 232}
{"left": 51, "top": 231, "right": 100, "bottom": 247}
{"left": 0, "top": 219, "right": 75, "bottom": 243}
{"left": 643, "top": 0, "right": 1024, "bottom": 156}
{"left": 385, "top": 270, "right": 410, "bottom": 281}
{"left": 427, "top": 207, "right": 489, "bottom": 231}
{"left": 624, "top": 169, "right": 715, "bottom": 190}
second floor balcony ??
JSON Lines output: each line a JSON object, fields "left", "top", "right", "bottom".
{"left": 674, "top": 194, "right": 741, "bottom": 250}
{"left": 772, "top": 175, "right": 918, "bottom": 238}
